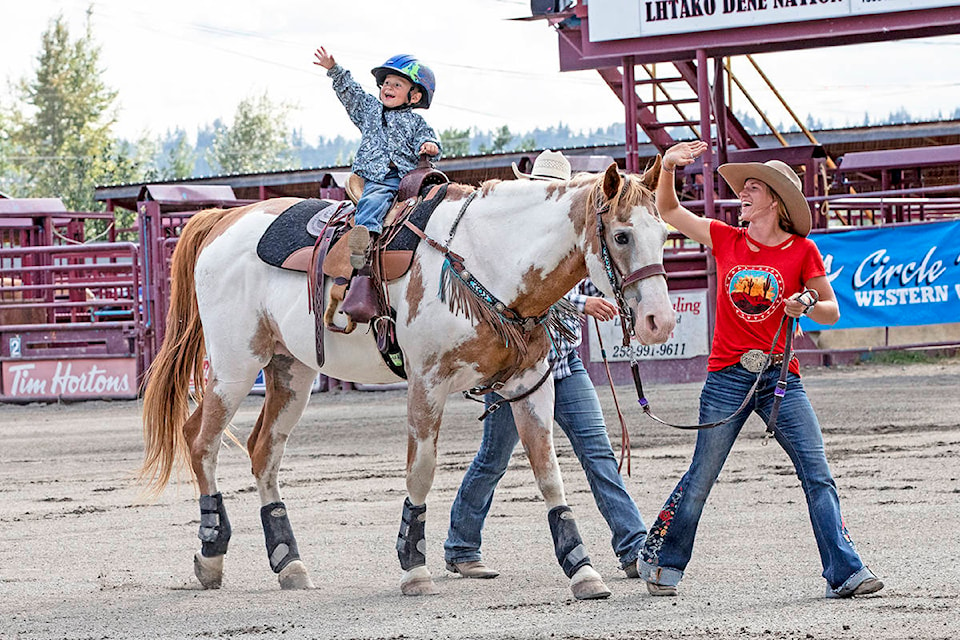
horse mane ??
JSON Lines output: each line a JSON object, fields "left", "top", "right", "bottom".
{"left": 585, "top": 170, "right": 655, "bottom": 223}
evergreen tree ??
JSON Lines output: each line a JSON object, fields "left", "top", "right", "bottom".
{"left": 0, "top": 108, "right": 19, "bottom": 195}
{"left": 207, "top": 94, "right": 296, "bottom": 174}
{"left": 158, "top": 128, "right": 196, "bottom": 180}
{"left": 478, "top": 125, "right": 514, "bottom": 154}
{"left": 439, "top": 127, "right": 471, "bottom": 157}
{"left": 515, "top": 135, "right": 537, "bottom": 151}
{"left": 3, "top": 12, "right": 129, "bottom": 211}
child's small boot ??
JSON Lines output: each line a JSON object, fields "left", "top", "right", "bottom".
{"left": 347, "top": 225, "right": 370, "bottom": 269}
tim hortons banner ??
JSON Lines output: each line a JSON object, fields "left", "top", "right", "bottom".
{"left": 588, "top": 0, "right": 960, "bottom": 41}
{"left": 801, "top": 219, "right": 960, "bottom": 331}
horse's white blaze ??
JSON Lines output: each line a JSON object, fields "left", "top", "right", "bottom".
{"left": 585, "top": 202, "right": 676, "bottom": 345}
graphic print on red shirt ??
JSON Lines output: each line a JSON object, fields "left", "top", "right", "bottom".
{"left": 726, "top": 265, "right": 783, "bottom": 323}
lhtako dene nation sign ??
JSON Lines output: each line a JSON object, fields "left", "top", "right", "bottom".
{"left": 588, "top": 0, "right": 960, "bottom": 41}
{"left": 802, "top": 219, "right": 960, "bottom": 331}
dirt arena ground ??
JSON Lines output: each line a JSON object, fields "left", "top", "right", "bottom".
{"left": 1, "top": 357, "right": 958, "bottom": 640}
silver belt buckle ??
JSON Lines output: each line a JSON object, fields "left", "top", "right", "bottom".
{"left": 740, "top": 349, "right": 767, "bottom": 373}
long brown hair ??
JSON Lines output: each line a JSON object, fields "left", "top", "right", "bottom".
{"left": 760, "top": 181, "right": 796, "bottom": 235}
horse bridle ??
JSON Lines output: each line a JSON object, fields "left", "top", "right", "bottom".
{"left": 592, "top": 180, "right": 668, "bottom": 348}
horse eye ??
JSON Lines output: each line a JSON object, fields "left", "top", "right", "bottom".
{"left": 614, "top": 231, "right": 630, "bottom": 245}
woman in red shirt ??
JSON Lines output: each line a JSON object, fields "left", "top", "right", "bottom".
{"left": 639, "top": 140, "right": 883, "bottom": 599}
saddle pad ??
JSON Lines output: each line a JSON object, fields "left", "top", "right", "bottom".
{"left": 256, "top": 199, "right": 351, "bottom": 270}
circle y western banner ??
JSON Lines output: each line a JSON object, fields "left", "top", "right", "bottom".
{"left": 803, "top": 219, "right": 960, "bottom": 330}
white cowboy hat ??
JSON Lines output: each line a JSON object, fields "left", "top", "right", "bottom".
{"left": 718, "top": 160, "right": 811, "bottom": 236}
{"left": 512, "top": 150, "right": 572, "bottom": 181}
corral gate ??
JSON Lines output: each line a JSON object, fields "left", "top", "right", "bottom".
{"left": 0, "top": 199, "right": 140, "bottom": 402}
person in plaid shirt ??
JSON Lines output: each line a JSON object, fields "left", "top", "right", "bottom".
{"left": 443, "top": 152, "right": 650, "bottom": 580}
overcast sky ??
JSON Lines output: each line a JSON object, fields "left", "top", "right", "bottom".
{"left": 2, "top": 0, "right": 959, "bottom": 145}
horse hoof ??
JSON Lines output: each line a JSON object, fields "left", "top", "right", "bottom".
{"left": 400, "top": 566, "right": 439, "bottom": 596}
{"left": 278, "top": 561, "right": 314, "bottom": 590}
{"left": 571, "top": 566, "right": 611, "bottom": 600}
{"left": 193, "top": 552, "right": 224, "bottom": 590}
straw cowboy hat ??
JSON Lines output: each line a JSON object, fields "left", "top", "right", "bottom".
{"left": 512, "top": 150, "right": 572, "bottom": 181}
{"left": 718, "top": 160, "right": 811, "bottom": 236}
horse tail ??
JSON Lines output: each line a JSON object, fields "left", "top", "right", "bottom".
{"left": 139, "top": 207, "right": 232, "bottom": 496}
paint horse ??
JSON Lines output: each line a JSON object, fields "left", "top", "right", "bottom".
{"left": 139, "top": 161, "right": 675, "bottom": 600}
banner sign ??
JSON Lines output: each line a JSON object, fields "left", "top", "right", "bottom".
{"left": 2, "top": 358, "right": 137, "bottom": 399}
{"left": 588, "top": 290, "right": 709, "bottom": 361}
{"left": 588, "top": 0, "right": 960, "bottom": 41}
{"left": 802, "top": 219, "right": 960, "bottom": 331}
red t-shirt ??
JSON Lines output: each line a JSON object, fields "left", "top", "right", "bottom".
{"left": 708, "top": 220, "right": 826, "bottom": 374}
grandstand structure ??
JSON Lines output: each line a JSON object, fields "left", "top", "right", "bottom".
{"left": 3, "top": 3, "right": 960, "bottom": 400}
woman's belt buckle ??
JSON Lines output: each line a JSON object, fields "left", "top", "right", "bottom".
{"left": 739, "top": 349, "right": 768, "bottom": 373}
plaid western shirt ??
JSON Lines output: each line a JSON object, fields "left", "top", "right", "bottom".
{"left": 549, "top": 279, "right": 603, "bottom": 380}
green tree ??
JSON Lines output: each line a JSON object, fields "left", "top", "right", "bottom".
{"left": 516, "top": 135, "right": 537, "bottom": 152}
{"left": 207, "top": 94, "right": 296, "bottom": 174}
{"left": 0, "top": 107, "right": 18, "bottom": 195}
{"left": 4, "top": 12, "right": 127, "bottom": 211}
{"left": 478, "top": 125, "right": 514, "bottom": 154}
{"left": 158, "top": 128, "right": 196, "bottom": 180}
{"left": 439, "top": 127, "right": 471, "bottom": 157}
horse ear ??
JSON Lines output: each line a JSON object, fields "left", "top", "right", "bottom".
{"left": 641, "top": 155, "right": 662, "bottom": 191}
{"left": 602, "top": 163, "right": 621, "bottom": 199}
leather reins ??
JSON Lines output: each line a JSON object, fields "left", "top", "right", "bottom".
{"left": 605, "top": 288, "right": 819, "bottom": 446}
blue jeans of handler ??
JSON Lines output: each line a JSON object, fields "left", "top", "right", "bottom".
{"left": 445, "top": 352, "right": 647, "bottom": 569}
{"left": 354, "top": 168, "right": 400, "bottom": 235}
{"left": 640, "top": 364, "right": 869, "bottom": 592}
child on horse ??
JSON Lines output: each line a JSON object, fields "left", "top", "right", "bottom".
{"left": 313, "top": 47, "right": 442, "bottom": 268}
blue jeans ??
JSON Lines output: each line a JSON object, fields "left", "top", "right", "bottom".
{"left": 640, "top": 364, "right": 868, "bottom": 591}
{"left": 354, "top": 168, "right": 400, "bottom": 234}
{"left": 445, "top": 352, "right": 647, "bottom": 569}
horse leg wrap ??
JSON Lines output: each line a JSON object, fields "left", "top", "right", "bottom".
{"left": 396, "top": 498, "right": 427, "bottom": 571}
{"left": 198, "top": 493, "right": 231, "bottom": 558}
{"left": 260, "top": 502, "right": 301, "bottom": 574}
{"left": 548, "top": 505, "right": 592, "bottom": 578}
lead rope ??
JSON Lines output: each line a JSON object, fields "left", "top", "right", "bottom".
{"left": 627, "top": 324, "right": 779, "bottom": 431}
{"left": 593, "top": 318, "right": 633, "bottom": 475}
{"left": 763, "top": 316, "right": 794, "bottom": 446}
{"left": 763, "top": 288, "right": 819, "bottom": 444}
{"left": 624, "top": 289, "right": 819, "bottom": 434}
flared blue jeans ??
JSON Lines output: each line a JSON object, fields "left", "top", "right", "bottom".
{"left": 640, "top": 364, "right": 867, "bottom": 591}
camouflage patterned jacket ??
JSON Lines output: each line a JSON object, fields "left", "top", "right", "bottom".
{"left": 326, "top": 64, "right": 441, "bottom": 183}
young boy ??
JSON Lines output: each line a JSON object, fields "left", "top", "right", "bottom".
{"left": 314, "top": 47, "right": 441, "bottom": 267}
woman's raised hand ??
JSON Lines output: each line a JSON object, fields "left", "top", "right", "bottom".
{"left": 664, "top": 140, "right": 709, "bottom": 172}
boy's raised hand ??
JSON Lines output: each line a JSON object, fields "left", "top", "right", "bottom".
{"left": 313, "top": 47, "right": 335, "bottom": 70}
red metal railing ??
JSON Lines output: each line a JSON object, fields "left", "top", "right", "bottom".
{"left": 0, "top": 242, "right": 142, "bottom": 401}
